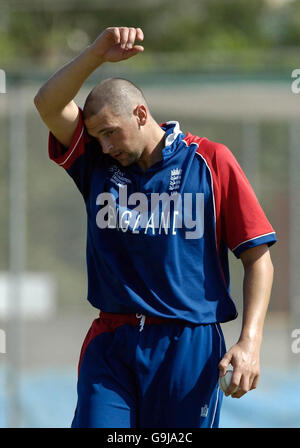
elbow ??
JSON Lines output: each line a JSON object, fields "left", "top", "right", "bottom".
{"left": 33, "top": 89, "right": 43, "bottom": 111}
{"left": 33, "top": 88, "right": 48, "bottom": 117}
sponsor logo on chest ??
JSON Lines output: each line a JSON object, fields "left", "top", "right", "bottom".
{"left": 108, "top": 165, "right": 132, "bottom": 188}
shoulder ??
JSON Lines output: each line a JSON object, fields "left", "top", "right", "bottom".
{"left": 183, "top": 132, "right": 236, "bottom": 172}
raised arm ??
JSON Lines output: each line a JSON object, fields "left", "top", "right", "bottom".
{"left": 34, "top": 27, "right": 144, "bottom": 147}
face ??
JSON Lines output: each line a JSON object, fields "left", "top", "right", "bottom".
{"left": 84, "top": 105, "right": 146, "bottom": 167}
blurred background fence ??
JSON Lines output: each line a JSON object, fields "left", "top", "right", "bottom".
{"left": 0, "top": 0, "right": 300, "bottom": 428}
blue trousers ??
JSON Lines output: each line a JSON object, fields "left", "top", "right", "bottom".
{"left": 71, "top": 312, "right": 226, "bottom": 428}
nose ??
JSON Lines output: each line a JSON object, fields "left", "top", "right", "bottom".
{"left": 100, "top": 139, "right": 114, "bottom": 154}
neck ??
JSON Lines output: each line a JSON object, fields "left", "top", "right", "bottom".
{"left": 137, "top": 120, "right": 166, "bottom": 171}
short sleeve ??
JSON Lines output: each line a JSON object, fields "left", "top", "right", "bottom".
{"left": 217, "top": 144, "right": 277, "bottom": 258}
{"left": 48, "top": 107, "right": 101, "bottom": 200}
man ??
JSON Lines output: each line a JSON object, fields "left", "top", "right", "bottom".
{"left": 34, "top": 27, "right": 276, "bottom": 428}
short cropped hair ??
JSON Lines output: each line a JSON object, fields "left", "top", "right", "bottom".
{"left": 83, "top": 77, "right": 148, "bottom": 119}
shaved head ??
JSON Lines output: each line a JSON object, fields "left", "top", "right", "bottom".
{"left": 83, "top": 77, "right": 148, "bottom": 119}
{"left": 82, "top": 77, "right": 165, "bottom": 171}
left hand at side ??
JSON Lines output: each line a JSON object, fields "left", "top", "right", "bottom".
{"left": 218, "top": 338, "right": 260, "bottom": 398}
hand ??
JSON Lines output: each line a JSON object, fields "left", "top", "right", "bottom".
{"left": 218, "top": 339, "right": 260, "bottom": 398}
{"left": 88, "top": 27, "right": 144, "bottom": 63}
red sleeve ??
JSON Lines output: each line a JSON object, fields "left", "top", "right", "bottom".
{"left": 48, "top": 107, "right": 91, "bottom": 170}
{"left": 48, "top": 107, "right": 101, "bottom": 200}
{"left": 191, "top": 136, "right": 277, "bottom": 257}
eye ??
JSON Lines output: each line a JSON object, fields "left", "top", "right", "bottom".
{"left": 105, "top": 129, "right": 115, "bottom": 136}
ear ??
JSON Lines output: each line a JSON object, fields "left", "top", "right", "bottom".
{"left": 134, "top": 105, "right": 147, "bottom": 127}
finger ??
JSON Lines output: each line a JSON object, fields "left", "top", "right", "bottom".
{"left": 126, "top": 27, "right": 136, "bottom": 49}
{"left": 132, "top": 45, "right": 144, "bottom": 53}
{"left": 232, "top": 374, "right": 251, "bottom": 398}
{"left": 120, "top": 27, "right": 129, "bottom": 49}
{"left": 106, "top": 27, "right": 120, "bottom": 45}
{"left": 218, "top": 355, "right": 231, "bottom": 377}
{"left": 121, "top": 46, "right": 144, "bottom": 60}
{"left": 250, "top": 373, "right": 259, "bottom": 390}
{"left": 226, "top": 371, "right": 241, "bottom": 397}
{"left": 231, "top": 388, "right": 247, "bottom": 399}
{"left": 134, "top": 45, "right": 144, "bottom": 51}
{"left": 136, "top": 27, "right": 144, "bottom": 42}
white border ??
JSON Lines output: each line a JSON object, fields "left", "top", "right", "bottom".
{"left": 185, "top": 138, "right": 276, "bottom": 254}
{"left": 58, "top": 126, "right": 84, "bottom": 166}
{"left": 194, "top": 151, "right": 216, "bottom": 225}
{"left": 210, "top": 323, "right": 222, "bottom": 428}
{"left": 165, "top": 121, "right": 182, "bottom": 146}
{"left": 232, "top": 232, "right": 276, "bottom": 253}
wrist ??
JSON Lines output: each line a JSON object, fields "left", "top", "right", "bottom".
{"left": 84, "top": 45, "right": 105, "bottom": 67}
{"left": 81, "top": 45, "right": 105, "bottom": 71}
{"left": 239, "top": 328, "right": 263, "bottom": 345}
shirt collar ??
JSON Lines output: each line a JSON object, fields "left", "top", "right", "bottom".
{"left": 124, "top": 121, "right": 185, "bottom": 174}
{"left": 160, "top": 121, "right": 185, "bottom": 160}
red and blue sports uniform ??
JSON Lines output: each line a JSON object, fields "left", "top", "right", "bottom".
{"left": 48, "top": 108, "right": 276, "bottom": 428}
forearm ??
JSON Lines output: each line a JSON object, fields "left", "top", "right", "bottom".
{"left": 239, "top": 248, "right": 274, "bottom": 346}
{"left": 34, "top": 46, "right": 102, "bottom": 115}
{"left": 34, "top": 27, "right": 144, "bottom": 148}
{"left": 218, "top": 246, "right": 274, "bottom": 397}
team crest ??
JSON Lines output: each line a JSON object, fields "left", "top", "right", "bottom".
{"left": 169, "top": 168, "right": 182, "bottom": 192}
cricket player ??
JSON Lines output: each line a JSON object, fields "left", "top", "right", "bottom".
{"left": 34, "top": 27, "right": 276, "bottom": 428}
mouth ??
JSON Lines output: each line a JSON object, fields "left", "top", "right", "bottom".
{"left": 112, "top": 152, "right": 124, "bottom": 160}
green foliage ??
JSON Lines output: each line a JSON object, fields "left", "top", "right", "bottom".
{"left": 1, "top": 0, "right": 300, "bottom": 71}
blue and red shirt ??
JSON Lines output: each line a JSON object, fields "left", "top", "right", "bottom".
{"left": 48, "top": 108, "right": 277, "bottom": 324}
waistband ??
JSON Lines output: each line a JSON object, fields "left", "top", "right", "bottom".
{"left": 99, "top": 311, "right": 175, "bottom": 332}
